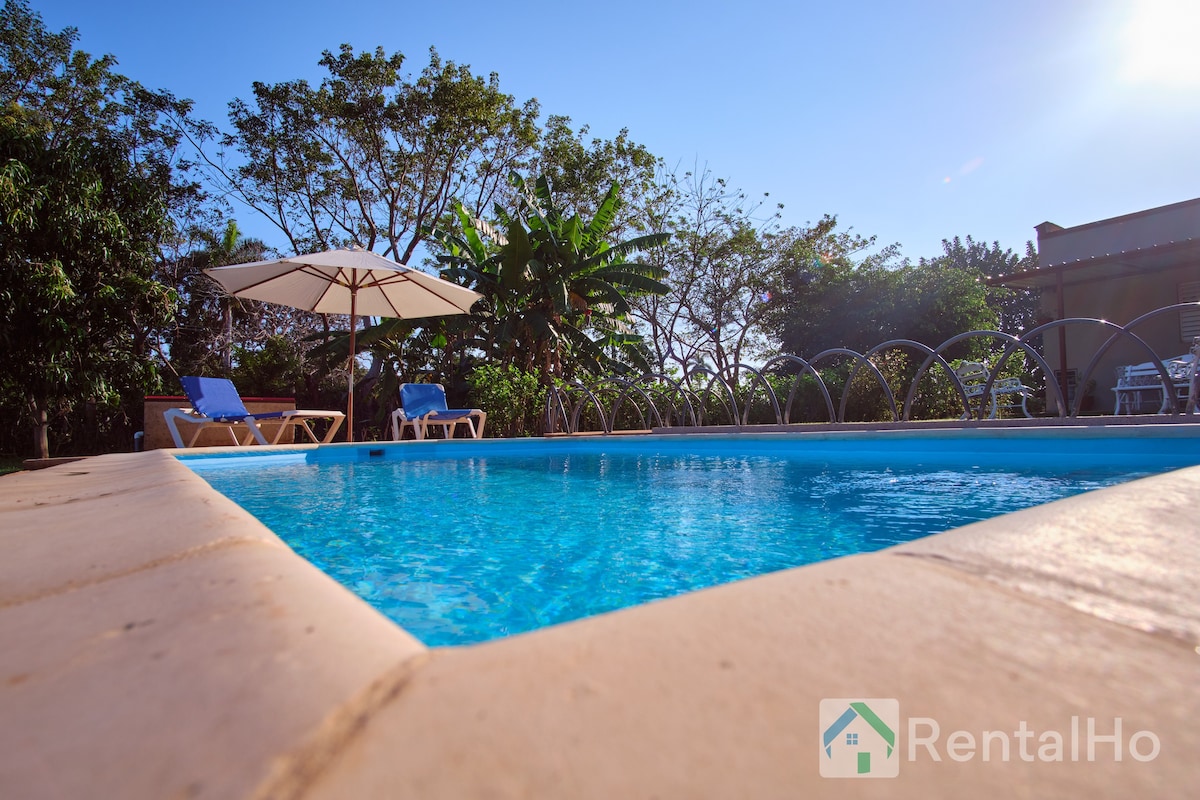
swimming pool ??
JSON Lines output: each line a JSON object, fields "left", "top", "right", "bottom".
{"left": 179, "top": 428, "right": 1200, "bottom": 646}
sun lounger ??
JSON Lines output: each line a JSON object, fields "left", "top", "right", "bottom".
{"left": 390, "top": 383, "right": 486, "bottom": 441}
{"left": 164, "top": 376, "right": 345, "bottom": 448}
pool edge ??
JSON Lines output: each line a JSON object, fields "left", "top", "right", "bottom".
{"left": 1, "top": 439, "right": 1197, "bottom": 797}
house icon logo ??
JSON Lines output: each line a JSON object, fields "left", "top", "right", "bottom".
{"left": 819, "top": 698, "right": 900, "bottom": 778}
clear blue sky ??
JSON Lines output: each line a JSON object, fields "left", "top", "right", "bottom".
{"left": 38, "top": 0, "right": 1200, "bottom": 262}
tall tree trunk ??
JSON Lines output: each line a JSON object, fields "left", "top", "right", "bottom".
{"left": 32, "top": 404, "right": 49, "bottom": 460}
{"left": 222, "top": 298, "right": 233, "bottom": 372}
{"left": 83, "top": 398, "right": 97, "bottom": 454}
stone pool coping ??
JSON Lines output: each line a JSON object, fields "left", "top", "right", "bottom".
{"left": 1, "top": 436, "right": 1197, "bottom": 798}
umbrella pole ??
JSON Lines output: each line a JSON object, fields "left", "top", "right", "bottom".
{"left": 347, "top": 290, "right": 357, "bottom": 443}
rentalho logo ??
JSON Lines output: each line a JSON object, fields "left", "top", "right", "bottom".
{"left": 819, "top": 698, "right": 900, "bottom": 778}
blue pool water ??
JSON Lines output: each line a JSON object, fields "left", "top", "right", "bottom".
{"left": 181, "top": 430, "right": 1200, "bottom": 646}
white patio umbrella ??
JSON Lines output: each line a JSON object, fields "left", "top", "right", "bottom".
{"left": 205, "top": 246, "right": 482, "bottom": 442}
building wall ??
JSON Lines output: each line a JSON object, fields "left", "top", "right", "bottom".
{"left": 1041, "top": 263, "right": 1200, "bottom": 413}
{"left": 1038, "top": 199, "right": 1200, "bottom": 266}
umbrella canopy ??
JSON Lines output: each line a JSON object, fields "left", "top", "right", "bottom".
{"left": 205, "top": 246, "right": 482, "bottom": 442}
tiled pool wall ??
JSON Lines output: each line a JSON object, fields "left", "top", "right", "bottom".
{"left": 2, "top": 425, "right": 1198, "bottom": 798}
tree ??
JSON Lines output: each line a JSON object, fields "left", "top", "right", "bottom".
{"left": 768, "top": 220, "right": 917, "bottom": 357}
{"left": 772, "top": 230, "right": 1042, "bottom": 362}
{"left": 433, "top": 174, "right": 669, "bottom": 383}
{"left": 0, "top": 1, "right": 199, "bottom": 457}
{"left": 759, "top": 225, "right": 1004, "bottom": 423}
{"left": 532, "top": 115, "right": 663, "bottom": 238}
{"left": 203, "top": 45, "right": 540, "bottom": 263}
{"left": 0, "top": 107, "right": 174, "bottom": 457}
{"left": 921, "top": 235, "right": 1040, "bottom": 336}
{"left": 889, "top": 258, "right": 1000, "bottom": 351}
{"left": 629, "top": 166, "right": 786, "bottom": 380}
{"left": 156, "top": 220, "right": 271, "bottom": 376}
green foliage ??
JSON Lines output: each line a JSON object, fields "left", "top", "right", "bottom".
{"left": 769, "top": 221, "right": 996, "bottom": 360}
{"left": 0, "top": 107, "right": 174, "bottom": 455}
{"left": 348, "top": 315, "right": 481, "bottom": 436}
{"left": 533, "top": 116, "right": 663, "bottom": 237}
{"left": 630, "top": 166, "right": 786, "bottom": 380}
{"left": 735, "top": 372, "right": 786, "bottom": 425}
{"left": 467, "top": 363, "right": 545, "bottom": 437}
{"left": 923, "top": 235, "right": 1040, "bottom": 336}
{"left": 214, "top": 45, "right": 540, "bottom": 261}
{"left": 229, "top": 335, "right": 307, "bottom": 397}
{"left": 893, "top": 260, "right": 998, "bottom": 356}
{"left": 433, "top": 174, "right": 670, "bottom": 384}
{"left": 157, "top": 220, "right": 277, "bottom": 377}
{"left": 203, "top": 43, "right": 546, "bottom": 438}
{"left": 0, "top": 1, "right": 204, "bottom": 457}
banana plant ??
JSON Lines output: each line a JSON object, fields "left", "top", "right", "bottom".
{"left": 432, "top": 173, "right": 670, "bottom": 382}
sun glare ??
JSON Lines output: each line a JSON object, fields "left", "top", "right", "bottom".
{"left": 1119, "top": 0, "right": 1200, "bottom": 87}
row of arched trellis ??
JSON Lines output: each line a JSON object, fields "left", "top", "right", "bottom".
{"left": 544, "top": 304, "right": 1200, "bottom": 435}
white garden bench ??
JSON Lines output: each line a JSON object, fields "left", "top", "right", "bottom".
{"left": 1112, "top": 354, "right": 1195, "bottom": 414}
{"left": 955, "top": 362, "right": 1033, "bottom": 419}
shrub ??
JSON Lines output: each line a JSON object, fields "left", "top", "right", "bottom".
{"left": 467, "top": 364, "right": 546, "bottom": 438}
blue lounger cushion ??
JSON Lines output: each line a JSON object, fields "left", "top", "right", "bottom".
{"left": 181, "top": 376, "right": 287, "bottom": 422}
{"left": 393, "top": 383, "right": 486, "bottom": 440}
{"left": 399, "top": 383, "right": 474, "bottom": 420}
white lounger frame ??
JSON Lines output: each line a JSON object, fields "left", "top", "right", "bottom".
{"left": 163, "top": 408, "right": 345, "bottom": 448}
{"left": 389, "top": 408, "right": 487, "bottom": 441}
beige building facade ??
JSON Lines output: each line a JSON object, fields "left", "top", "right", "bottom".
{"left": 993, "top": 198, "right": 1200, "bottom": 413}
